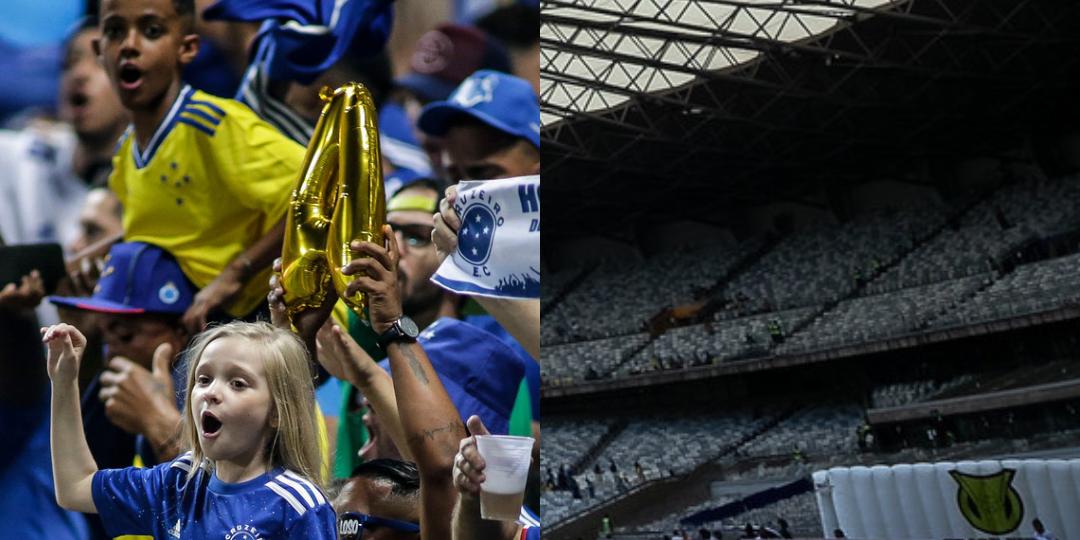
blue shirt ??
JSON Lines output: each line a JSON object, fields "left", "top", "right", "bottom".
{"left": 0, "top": 396, "right": 89, "bottom": 539}
{"left": 91, "top": 452, "right": 335, "bottom": 539}
{"left": 465, "top": 314, "right": 541, "bottom": 420}
{"left": 520, "top": 506, "right": 540, "bottom": 540}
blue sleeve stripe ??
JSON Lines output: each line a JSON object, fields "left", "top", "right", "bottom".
{"left": 177, "top": 117, "right": 216, "bottom": 136}
{"left": 181, "top": 107, "right": 222, "bottom": 126}
{"left": 186, "top": 98, "right": 226, "bottom": 117}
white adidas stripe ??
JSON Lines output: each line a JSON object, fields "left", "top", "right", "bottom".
{"left": 519, "top": 507, "right": 540, "bottom": 527}
{"left": 283, "top": 471, "right": 327, "bottom": 506}
{"left": 276, "top": 475, "right": 315, "bottom": 509}
{"left": 171, "top": 452, "right": 194, "bottom": 471}
{"left": 266, "top": 481, "right": 307, "bottom": 516}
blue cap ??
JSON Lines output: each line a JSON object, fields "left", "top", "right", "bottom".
{"left": 379, "top": 102, "right": 432, "bottom": 175}
{"left": 384, "top": 168, "right": 426, "bottom": 201}
{"left": 49, "top": 242, "right": 196, "bottom": 315}
{"left": 378, "top": 317, "right": 526, "bottom": 435}
{"left": 417, "top": 70, "right": 540, "bottom": 149}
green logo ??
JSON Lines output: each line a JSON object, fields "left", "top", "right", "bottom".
{"left": 949, "top": 468, "right": 1023, "bottom": 535}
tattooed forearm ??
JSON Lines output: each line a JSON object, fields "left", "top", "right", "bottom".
{"left": 408, "top": 420, "right": 466, "bottom": 446}
{"left": 399, "top": 344, "right": 430, "bottom": 385}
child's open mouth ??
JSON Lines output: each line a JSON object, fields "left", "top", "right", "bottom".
{"left": 201, "top": 411, "right": 223, "bottom": 439}
{"left": 118, "top": 64, "right": 143, "bottom": 90}
{"left": 69, "top": 91, "right": 88, "bottom": 108}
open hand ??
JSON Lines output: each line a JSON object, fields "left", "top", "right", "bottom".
{"left": 341, "top": 224, "right": 403, "bottom": 335}
{"left": 316, "top": 321, "right": 380, "bottom": 388}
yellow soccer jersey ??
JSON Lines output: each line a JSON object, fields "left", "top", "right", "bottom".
{"left": 110, "top": 85, "right": 305, "bottom": 317}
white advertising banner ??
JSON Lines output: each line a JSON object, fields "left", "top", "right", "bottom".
{"left": 813, "top": 459, "right": 1080, "bottom": 539}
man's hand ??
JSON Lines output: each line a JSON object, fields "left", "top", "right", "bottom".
{"left": 97, "top": 343, "right": 180, "bottom": 438}
{"left": 268, "top": 257, "right": 338, "bottom": 339}
{"left": 182, "top": 270, "right": 244, "bottom": 333}
{"left": 454, "top": 415, "right": 491, "bottom": 498}
{"left": 316, "top": 320, "right": 381, "bottom": 388}
{"left": 0, "top": 270, "right": 45, "bottom": 310}
{"left": 342, "top": 224, "right": 403, "bottom": 335}
{"left": 41, "top": 323, "right": 87, "bottom": 384}
{"left": 433, "top": 185, "right": 460, "bottom": 263}
{"left": 62, "top": 256, "right": 106, "bottom": 297}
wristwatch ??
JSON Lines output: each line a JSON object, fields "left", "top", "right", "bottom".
{"left": 377, "top": 316, "right": 420, "bottom": 349}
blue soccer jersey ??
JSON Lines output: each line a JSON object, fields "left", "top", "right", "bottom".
{"left": 91, "top": 452, "right": 335, "bottom": 539}
{"left": 520, "top": 506, "right": 540, "bottom": 540}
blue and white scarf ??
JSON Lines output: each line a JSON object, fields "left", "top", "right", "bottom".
{"left": 432, "top": 176, "right": 539, "bottom": 299}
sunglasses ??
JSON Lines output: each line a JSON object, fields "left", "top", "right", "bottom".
{"left": 388, "top": 223, "right": 434, "bottom": 249}
{"left": 337, "top": 512, "right": 420, "bottom": 539}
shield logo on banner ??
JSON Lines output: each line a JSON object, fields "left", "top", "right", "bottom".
{"left": 949, "top": 468, "right": 1024, "bottom": 535}
{"left": 460, "top": 203, "right": 497, "bottom": 266}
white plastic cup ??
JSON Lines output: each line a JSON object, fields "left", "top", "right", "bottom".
{"left": 475, "top": 435, "right": 535, "bottom": 521}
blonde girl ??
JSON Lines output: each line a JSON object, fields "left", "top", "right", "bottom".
{"left": 44, "top": 321, "right": 335, "bottom": 538}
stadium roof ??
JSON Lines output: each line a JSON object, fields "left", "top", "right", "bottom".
{"left": 541, "top": 0, "right": 1080, "bottom": 241}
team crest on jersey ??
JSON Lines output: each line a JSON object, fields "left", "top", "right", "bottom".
{"left": 225, "top": 524, "right": 263, "bottom": 540}
{"left": 949, "top": 468, "right": 1023, "bottom": 535}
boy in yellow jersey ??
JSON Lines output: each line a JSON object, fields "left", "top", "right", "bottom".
{"left": 94, "top": 0, "right": 305, "bottom": 332}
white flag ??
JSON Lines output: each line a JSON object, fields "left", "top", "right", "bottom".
{"left": 432, "top": 175, "right": 540, "bottom": 299}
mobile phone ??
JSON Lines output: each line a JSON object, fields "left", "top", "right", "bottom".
{"left": 0, "top": 243, "right": 66, "bottom": 294}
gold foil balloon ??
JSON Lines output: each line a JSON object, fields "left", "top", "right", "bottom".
{"left": 281, "top": 83, "right": 386, "bottom": 321}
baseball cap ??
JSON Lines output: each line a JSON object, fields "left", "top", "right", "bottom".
{"left": 396, "top": 24, "right": 512, "bottom": 102}
{"left": 378, "top": 317, "right": 526, "bottom": 435}
{"left": 379, "top": 102, "right": 431, "bottom": 176}
{"left": 384, "top": 168, "right": 429, "bottom": 205}
{"left": 417, "top": 70, "right": 540, "bottom": 149}
{"left": 49, "top": 242, "right": 195, "bottom": 315}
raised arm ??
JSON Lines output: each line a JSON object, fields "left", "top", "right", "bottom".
{"left": 41, "top": 323, "right": 98, "bottom": 513}
{"left": 268, "top": 255, "right": 413, "bottom": 462}
{"left": 183, "top": 218, "right": 287, "bottom": 333}
{"left": 343, "top": 225, "right": 465, "bottom": 540}
{"left": 316, "top": 321, "right": 412, "bottom": 462}
{"left": 472, "top": 297, "right": 539, "bottom": 361}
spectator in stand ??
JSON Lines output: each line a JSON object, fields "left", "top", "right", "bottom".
{"left": 332, "top": 459, "right": 422, "bottom": 540}
{"left": 777, "top": 518, "right": 793, "bottom": 538}
{"left": 417, "top": 70, "right": 539, "bottom": 186}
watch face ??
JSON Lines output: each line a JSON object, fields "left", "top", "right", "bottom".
{"left": 400, "top": 316, "right": 419, "bottom": 337}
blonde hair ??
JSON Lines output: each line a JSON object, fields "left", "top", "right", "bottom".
{"left": 179, "top": 321, "right": 323, "bottom": 490}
